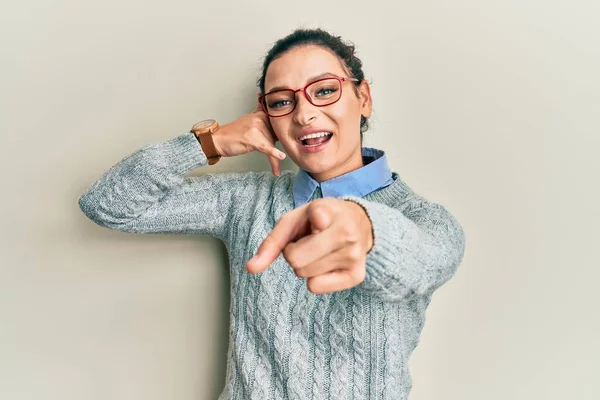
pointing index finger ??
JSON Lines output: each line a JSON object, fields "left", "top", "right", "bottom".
{"left": 245, "top": 206, "right": 308, "bottom": 274}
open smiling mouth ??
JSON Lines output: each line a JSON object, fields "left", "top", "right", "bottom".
{"left": 299, "top": 132, "right": 333, "bottom": 152}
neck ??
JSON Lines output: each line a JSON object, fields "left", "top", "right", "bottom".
{"left": 308, "top": 147, "right": 364, "bottom": 183}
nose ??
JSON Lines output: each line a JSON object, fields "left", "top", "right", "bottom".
{"left": 292, "top": 91, "right": 317, "bottom": 125}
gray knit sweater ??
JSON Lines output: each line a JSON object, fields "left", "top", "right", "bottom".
{"left": 78, "top": 132, "right": 466, "bottom": 400}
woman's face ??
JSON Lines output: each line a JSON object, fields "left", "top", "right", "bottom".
{"left": 263, "top": 45, "right": 372, "bottom": 182}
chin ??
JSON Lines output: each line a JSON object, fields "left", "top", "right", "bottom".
{"left": 302, "top": 158, "right": 337, "bottom": 173}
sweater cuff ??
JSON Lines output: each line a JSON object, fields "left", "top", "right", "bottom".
{"left": 340, "top": 195, "right": 411, "bottom": 298}
{"left": 145, "top": 132, "right": 208, "bottom": 174}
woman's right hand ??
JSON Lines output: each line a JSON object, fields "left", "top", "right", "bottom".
{"left": 211, "top": 104, "right": 287, "bottom": 176}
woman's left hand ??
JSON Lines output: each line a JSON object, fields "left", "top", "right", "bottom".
{"left": 245, "top": 198, "right": 374, "bottom": 294}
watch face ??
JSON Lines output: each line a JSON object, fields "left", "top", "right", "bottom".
{"left": 192, "top": 119, "right": 216, "bottom": 130}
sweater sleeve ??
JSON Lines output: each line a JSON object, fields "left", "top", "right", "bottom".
{"left": 78, "top": 132, "right": 260, "bottom": 241}
{"left": 340, "top": 192, "right": 466, "bottom": 302}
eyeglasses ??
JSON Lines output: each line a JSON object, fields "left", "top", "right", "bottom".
{"left": 258, "top": 76, "right": 360, "bottom": 117}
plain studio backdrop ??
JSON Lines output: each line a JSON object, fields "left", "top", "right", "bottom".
{"left": 1, "top": 1, "right": 598, "bottom": 399}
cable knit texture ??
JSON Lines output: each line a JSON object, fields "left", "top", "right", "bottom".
{"left": 78, "top": 132, "right": 466, "bottom": 400}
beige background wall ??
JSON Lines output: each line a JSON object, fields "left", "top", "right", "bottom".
{"left": 1, "top": 1, "right": 598, "bottom": 399}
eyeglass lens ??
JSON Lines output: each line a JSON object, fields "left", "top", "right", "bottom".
{"left": 264, "top": 78, "right": 342, "bottom": 116}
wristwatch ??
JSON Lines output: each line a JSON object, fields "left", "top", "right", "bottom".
{"left": 190, "top": 119, "right": 221, "bottom": 165}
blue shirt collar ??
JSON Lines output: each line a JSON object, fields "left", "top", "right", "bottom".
{"left": 292, "top": 147, "right": 394, "bottom": 208}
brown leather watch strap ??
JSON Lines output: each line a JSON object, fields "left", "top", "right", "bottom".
{"left": 191, "top": 120, "right": 221, "bottom": 165}
{"left": 197, "top": 132, "right": 221, "bottom": 165}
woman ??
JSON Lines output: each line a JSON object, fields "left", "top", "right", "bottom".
{"left": 79, "top": 28, "right": 466, "bottom": 400}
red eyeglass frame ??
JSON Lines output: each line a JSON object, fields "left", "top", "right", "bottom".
{"left": 258, "top": 76, "right": 360, "bottom": 117}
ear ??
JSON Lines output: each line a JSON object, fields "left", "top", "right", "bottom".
{"left": 357, "top": 80, "right": 373, "bottom": 118}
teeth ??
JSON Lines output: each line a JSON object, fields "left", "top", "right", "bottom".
{"left": 299, "top": 132, "right": 332, "bottom": 141}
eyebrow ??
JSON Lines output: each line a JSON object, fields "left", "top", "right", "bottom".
{"left": 265, "top": 72, "right": 338, "bottom": 93}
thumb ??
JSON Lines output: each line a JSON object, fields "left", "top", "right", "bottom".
{"left": 253, "top": 93, "right": 263, "bottom": 113}
{"left": 309, "top": 205, "right": 332, "bottom": 233}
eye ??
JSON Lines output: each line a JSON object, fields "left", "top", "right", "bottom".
{"left": 315, "top": 87, "right": 338, "bottom": 97}
{"left": 269, "top": 99, "right": 292, "bottom": 109}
